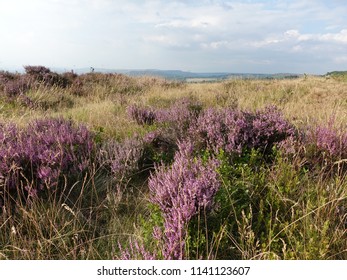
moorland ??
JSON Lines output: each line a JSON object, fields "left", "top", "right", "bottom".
{"left": 0, "top": 66, "right": 346, "bottom": 259}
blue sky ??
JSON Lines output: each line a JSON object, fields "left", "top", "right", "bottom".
{"left": 0, "top": 0, "right": 347, "bottom": 74}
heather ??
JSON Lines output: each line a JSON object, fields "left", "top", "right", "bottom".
{"left": 0, "top": 118, "right": 95, "bottom": 206}
{"left": 148, "top": 141, "right": 220, "bottom": 259}
{"left": 189, "top": 105, "right": 295, "bottom": 156}
{"left": 0, "top": 67, "right": 346, "bottom": 260}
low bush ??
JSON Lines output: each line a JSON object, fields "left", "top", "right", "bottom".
{"left": 147, "top": 141, "right": 221, "bottom": 259}
{"left": 189, "top": 106, "right": 295, "bottom": 158}
{"left": 127, "top": 105, "right": 156, "bottom": 125}
{"left": 0, "top": 118, "right": 95, "bottom": 206}
{"left": 24, "top": 65, "right": 71, "bottom": 88}
{"left": 3, "top": 76, "right": 31, "bottom": 97}
{"left": 99, "top": 137, "right": 145, "bottom": 181}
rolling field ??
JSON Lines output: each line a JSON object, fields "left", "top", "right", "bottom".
{"left": 0, "top": 67, "right": 346, "bottom": 259}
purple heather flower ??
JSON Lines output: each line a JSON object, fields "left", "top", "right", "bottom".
{"left": 148, "top": 141, "right": 220, "bottom": 259}
{"left": 0, "top": 118, "right": 95, "bottom": 204}
{"left": 189, "top": 106, "right": 295, "bottom": 156}
{"left": 117, "top": 240, "right": 157, "bottom": 260}
{"left": 100, "top": 137, "right": 144, "bottom": 180}
{"left": 127, "top": 105, "right": 156, "bottom": 125}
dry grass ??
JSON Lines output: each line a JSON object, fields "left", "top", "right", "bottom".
{"left": 1, "top": 73, "right": 346, "bottom": 259}
{"left": 2, "top": 75, "right": 347, "bottom": 135}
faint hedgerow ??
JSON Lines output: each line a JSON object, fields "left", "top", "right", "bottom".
{"left": 0, "top": 118, "right": 95, "bottom": 204}
{"left": 148, "top": 141, "right": 220, "bottom": 259}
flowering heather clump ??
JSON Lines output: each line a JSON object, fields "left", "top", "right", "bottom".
{"left": 0, "top": 118, "right": 94, "bottom": 202}
{"left": 278, "top": 118, "right": 347, "bottom": 172}
{"left": 1, "top": 67, "right": 75, "bottom": 99}
{"left": 127, "top": 105, "right": 156, "bottom": 125}
{"left": 0, "top": 71, "right": 17, "bottom": 84}
{"left": 24, "top": 65, "right": 71, "bottom": 88}
{"left": 156, "top": 98, "right": 202, "bottom": 133}
{"left": 302, "top": 123, "right": 347, "bottom": 168}
{"left": 68, "top": 77, "right": 85, "bottom": 96}
{"left": 277, "top": 135, "right": 303, "bottom": 156}
{"left": 127, "top": 98, "right": 201, "bottom": 131}
{"left": 17, "top": 94, "right": 35, "bottom": 108}
{"left": 148, "top": 141, "right": 220, "bottom": 259}
{"left": 3, "top": 76, "right": 30, "bottom": 97}
{"left": 61, "top": 71, "right": 78, "bottom": 83}
{"left": 43, "top": 72, "right": 71, "bottom": 88}
{"left": 250, "top": 106, "right": 296, "bottom": 152}
{"left": 24, "top": 65, "right": 51, "bottom": 76}
{"left": 99, "top": 137, "right": 144, "bottom": 180}
{"left": 189, "top": 106, "right": 295, "bottom": 156}
{"left": 312, "top": 126, "right": 347, "bottom": 157}
{"left": 190, "top": 108, "right": 251, "bottom": 154}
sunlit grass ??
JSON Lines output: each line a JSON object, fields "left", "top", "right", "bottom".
{"left": 0, "top": 72, "right": 346, "bottom": 259}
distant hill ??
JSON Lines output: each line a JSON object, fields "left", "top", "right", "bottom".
{"left": 326, "top": 71, "right": 347, "bottom": 82}
{"left": 0, "top": 66, "right": 305, "bottom": 81}
{"left": 326, "top": 71, "right": 347, "bottom": 76}
{"left": 69, "top": 68, "right": 301, "bottom": 81}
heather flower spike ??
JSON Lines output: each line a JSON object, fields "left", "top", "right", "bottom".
{"left": 148, "top": 141, "right": 220, "bottom": 259}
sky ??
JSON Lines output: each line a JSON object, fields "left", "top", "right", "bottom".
{"left": 0, "top": 0, "right": 347, "bottom": 74}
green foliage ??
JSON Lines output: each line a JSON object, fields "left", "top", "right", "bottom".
{"left": 185, "top": 146, "right": 347, "bottom": 260}
{"left": 1, "top": 70, "right": 346, "bottom": 260}
{"left": 137, "top": 203, "right": 165, "bottom": 259}
{"left": 185, "top": 148, "right": 267, "bottom": 259}
{"left": 326, "top": 71, "right": 347, "bottom": 82}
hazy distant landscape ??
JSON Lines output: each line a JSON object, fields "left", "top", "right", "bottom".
{"left": 6, "top": 66, "right": 304, "bottom": 81}
{"left": 66, "top": 68, "right": 303, "bottom": 81}
{"left": 0, "top": 66, "right": 346, "bottom": 260}
{"left": 1, "top": 0, "right": 347, "bottom": 264}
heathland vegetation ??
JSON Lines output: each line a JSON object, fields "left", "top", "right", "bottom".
{"left": 0, "top": 66, "right": 346, "bottom": 259}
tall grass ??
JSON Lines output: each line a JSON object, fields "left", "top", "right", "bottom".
{"left": 0, "top": 68, "right": 346, "bottom": 259}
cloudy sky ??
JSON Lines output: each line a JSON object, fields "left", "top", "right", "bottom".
{"left": 0, "top": 0, "right": 347, "bottom": 74}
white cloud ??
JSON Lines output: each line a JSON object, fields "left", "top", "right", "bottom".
{"left": 1, "top": 0, "right": 347, "bottom": 73}
{"left": 143, "top": 35, "right": 190, "bottom": 48}
{"left": 334, "top": 56, "right": 347, "bottom": 63}
{"left": 156, "top": 15, "right": 221, "bottom": 29}
{"left": 248, "top": 29, "right": 347, "bottom": 51}
{"left": 318, "top": 29, "right": 347, "bottom": 43}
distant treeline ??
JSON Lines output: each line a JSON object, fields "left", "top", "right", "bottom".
{"left": 326, "top": 71, "right": 347, "bottom": 81}
{"left": 326, "top": 71, "right": 347, "bottom": 76}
